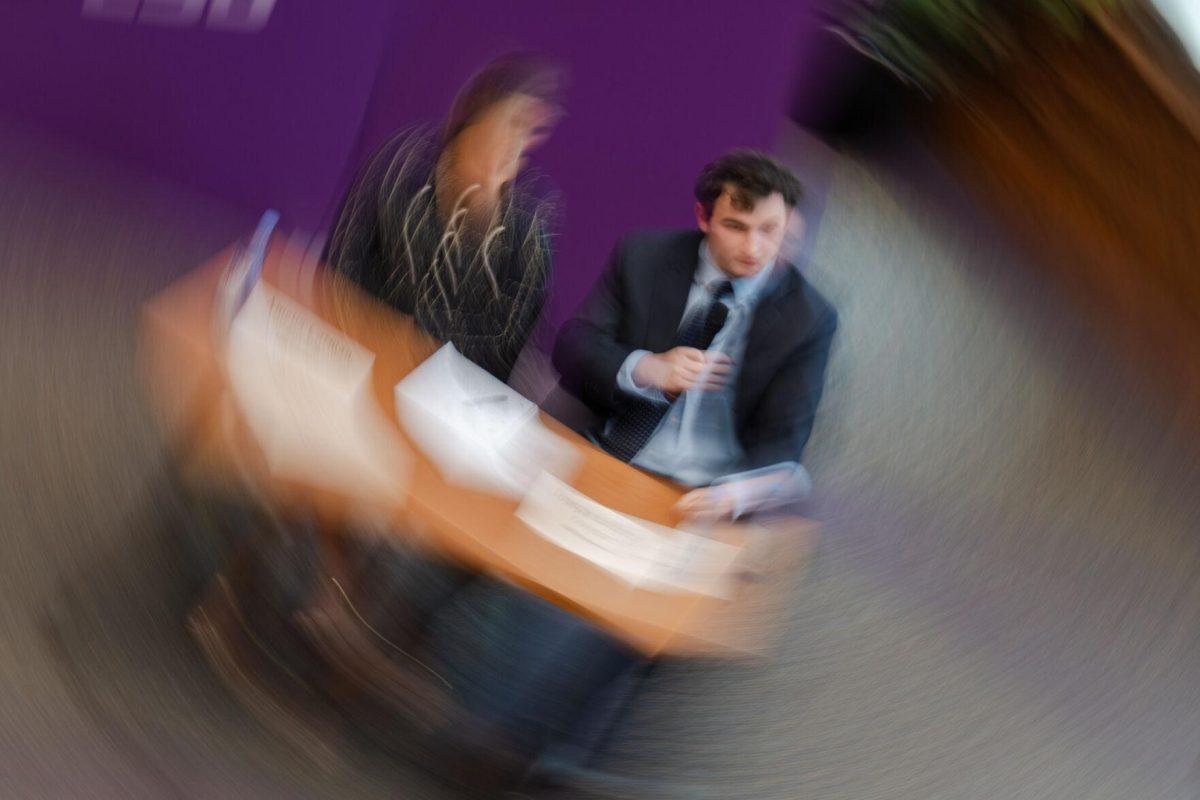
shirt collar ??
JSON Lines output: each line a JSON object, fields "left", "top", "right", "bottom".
{"left": 698, "top": 240, "right": 774, "bottom": 305}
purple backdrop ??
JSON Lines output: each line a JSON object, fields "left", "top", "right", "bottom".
{"left": 1, "top": 1, "right": 830, "bottom": 323}
{"left": 0, "top": 1, "right": 396, "bottom": 228}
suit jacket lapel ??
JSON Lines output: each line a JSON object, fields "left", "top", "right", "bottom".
{"left": 740, "top": 262, "right": 799, "bottom": 398}
{"left": 747, "top": 259, "right": 794, "bottom": 334}
{"left": 645, "top": 232, "right": 702, "bottom": 352}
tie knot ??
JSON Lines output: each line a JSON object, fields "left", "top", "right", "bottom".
{"left": 709, "top": 280, "right": 733, "bottom": 301}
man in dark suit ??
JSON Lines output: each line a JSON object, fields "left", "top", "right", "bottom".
{"left": 554, "top": 148, "right": 837, "bottom": 519}
{"left": 499, "top": 151, "right": 836, "bottom": 795}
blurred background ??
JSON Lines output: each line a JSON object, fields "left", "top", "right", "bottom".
{"left": 2, "top": 1, "right": 1199, "bottom": 798}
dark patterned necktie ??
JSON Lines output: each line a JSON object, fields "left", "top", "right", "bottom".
{"left": 603, "top": 280, "right": 734, "bottom": 462}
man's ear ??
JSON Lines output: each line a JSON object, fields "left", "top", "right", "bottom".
{"left": 695, "top": 201, "right": 711, "bottom": 233}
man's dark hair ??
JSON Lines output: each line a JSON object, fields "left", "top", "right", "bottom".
{"left": 694, "top": 149, "right": 803, "bottom": 218}
{"left": 442, "top": 53, "right": 562, "bottom": 145}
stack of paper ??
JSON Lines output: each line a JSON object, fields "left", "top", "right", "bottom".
{"left": 394, "top": 344, "right": 580, "bottom": 499}
{"left": 225, "top": 284, "right": 410, "bottom": 503}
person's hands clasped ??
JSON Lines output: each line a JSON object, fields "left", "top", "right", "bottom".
{"left": 632, "top": 346, "right": 733, "bottom": 398}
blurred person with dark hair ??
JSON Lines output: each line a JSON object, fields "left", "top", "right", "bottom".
{"left": 315, "top": 49, "right": 567, "bottom": 690}
{"left": 324, "top": 51, "right": 562, "bottom": 380}
{"left": 319, "top": 48, "right": 565, "bottom": 680}
{"left": 317, "top": 50, "right": 564, "bottom": 638}
{"left": 189, "top": 53, "right": 567, "bottom": 782}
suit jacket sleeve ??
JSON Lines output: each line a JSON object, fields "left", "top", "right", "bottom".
{"left": 552, "top": 238, "right": 638, "bottom": 417}
{"left": 741, "top": 305, "right": 838, "bottom": 470}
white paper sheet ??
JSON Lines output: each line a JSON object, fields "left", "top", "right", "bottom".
{"left": 624, "top": 515, "right": 742, "bottom": 599}
{"left": 225, "top": 284, "right": 410, "bottom": 503}
{"left": 394, "top": 344, "right": 580, "bottom": 499}
{"left": 516, "top": 472, "right": 741, "bottom": 597}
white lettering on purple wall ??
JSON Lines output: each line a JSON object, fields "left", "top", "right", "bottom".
{"left": 138, "top": 0, "right": 206, "bottom": 27}
{"left": 81, "top": 0, "right": 277, "bottom": 32}
{"left": 205, "top": 0, "right": 275, "bottom": 32}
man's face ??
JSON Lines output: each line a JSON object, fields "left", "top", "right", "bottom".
{"left": 696, "top": 187, "right": 794, "bottom": 279}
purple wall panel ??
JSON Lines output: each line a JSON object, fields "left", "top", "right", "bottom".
{"left": 0, "top": 1, "right": 396, "bottom": 228}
